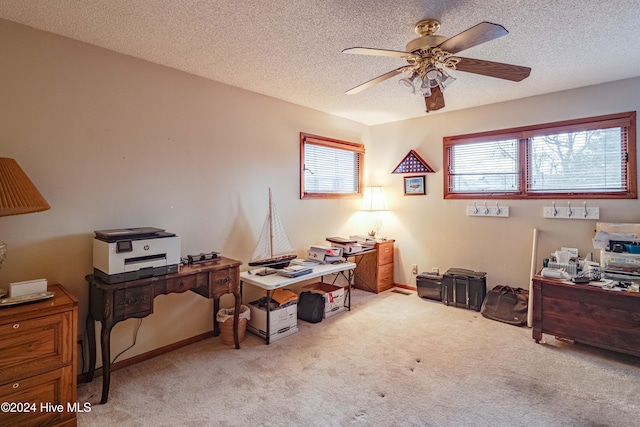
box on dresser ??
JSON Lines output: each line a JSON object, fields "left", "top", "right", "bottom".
{"left": 0, "top": 284, "right": 78, "bottom": 427}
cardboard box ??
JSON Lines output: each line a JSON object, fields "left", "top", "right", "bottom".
{"left": 302, "top": 282, "right": 345, "bottom": 318}
{"left": 247, "top": 300, "right": 298, "bottom": 342}
{"left": 307, "top": 245, "right": 343, "bottom": 264}
{"left": 330, "top": 242, "right": 363, "bottom": 254}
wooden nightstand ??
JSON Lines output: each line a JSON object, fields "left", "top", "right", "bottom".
{"left": 0, "top": 284, "right": 78, "bottom": 427}
{"left": 353, "top": 240, "right": 394, "bottom": 293}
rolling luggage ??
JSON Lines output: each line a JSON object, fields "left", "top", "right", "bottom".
{"left": 442, "top": 268, "right": 487, "bottom": 311}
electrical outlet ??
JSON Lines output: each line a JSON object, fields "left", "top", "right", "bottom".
{"left": 411, "top": 264, "right": 418, "bottom": 274}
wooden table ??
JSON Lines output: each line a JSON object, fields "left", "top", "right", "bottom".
{"left": 85, "top": 257, "right": 241, "bottom": 403}
{"left": 532, "top": 274, "right": 640, "bottom": 357}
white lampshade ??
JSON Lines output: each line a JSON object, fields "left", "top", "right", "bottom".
{"left": 361, "top": 186, "right": 388, "bottom": 211}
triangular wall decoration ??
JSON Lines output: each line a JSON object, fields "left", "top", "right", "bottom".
{"left": 392, "top": 150, "right": 435, "bottom": 174}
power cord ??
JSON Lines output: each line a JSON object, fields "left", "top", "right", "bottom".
{"left": 111, "top": 318, "right": 143, "bottom": 364}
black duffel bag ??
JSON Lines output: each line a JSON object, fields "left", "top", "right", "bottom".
{"left": 297, "top": 291, "right": 325, "bottom": 323}
{"left": 480, "top": 285, "right": 529, "bottom": 326}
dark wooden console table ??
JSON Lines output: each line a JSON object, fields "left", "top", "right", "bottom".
{"left": 85, "top": 257, "right": 241, "bottom": 403}
{"left": 532, "top": 274, "right": 640, "bottom": 357}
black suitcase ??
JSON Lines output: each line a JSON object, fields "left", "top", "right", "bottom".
{"left": 442, "top": 268, "right": 487, "bottom": 311}
{"left": 416, "top": 273, "right": 443, "bottom": 301}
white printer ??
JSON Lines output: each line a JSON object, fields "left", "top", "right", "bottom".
{"left": 93, "top": 227, "right": 181, "bottom": 284}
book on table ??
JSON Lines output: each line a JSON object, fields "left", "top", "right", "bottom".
{"left": 277, "top": 265, "right": 313, "bottom": 278}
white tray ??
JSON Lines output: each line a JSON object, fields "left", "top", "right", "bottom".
{"left": 0, "top": 291, "right": 55, "bottom": 307}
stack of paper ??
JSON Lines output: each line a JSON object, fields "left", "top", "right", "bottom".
{"left": 326, "top": 237, "right": 364, "bottom": 254}
{"left": 277, "top": 265, "right": 313, "bottom": 278}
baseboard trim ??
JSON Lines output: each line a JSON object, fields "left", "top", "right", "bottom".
{"left": 395, "top": 284, "right": 417, "bottom": 291}
{"left": 77, "top": 330, "right": 215, "bottom": 383}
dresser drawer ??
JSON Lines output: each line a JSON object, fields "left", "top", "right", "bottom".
{"left": 209, "top": 267, "right": 239, "bottom": 298}
{"left": 377, "top": 242, "right": 394, "bottom": 265}
{"left": 0, "top": 365, "right": 75, "bottom": 427}
{"left": 0, "top": 312, "right": 73, "bottom": 383}
{"left": 378, "top": 264, "right": 394, "bottom": 287}
{"left": 166, "top": 274, "right": 196, "bottom": 294}
{"left": 114, "top": 285, "right": 153, "bottom": 319}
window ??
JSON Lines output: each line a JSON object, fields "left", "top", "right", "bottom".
{"left": 300, "top": 133, "right": 364, "bottom": 199}
{"left": 444, "top": 112, "right": 637, "bottom": 199}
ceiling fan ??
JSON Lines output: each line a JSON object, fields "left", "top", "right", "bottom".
{"left": 343, "top": 19, "right": 531, "bottom": 112}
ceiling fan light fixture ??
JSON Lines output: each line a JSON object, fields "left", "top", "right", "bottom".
{"left": 419, "top": 83, "right": 432, "bottom": 97}
{"left": 398, "top": 77, "right": 416, "bottom": 93}
{"left": 425, "top": 68, "right": 440, "bottom": 80}
{"left": 439, "top": 69, "right": 456, "bottom": 90}
{"left": 424, "top": 68, "right": 443, "bottom": 88}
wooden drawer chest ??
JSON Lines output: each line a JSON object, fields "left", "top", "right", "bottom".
{"left": 0, "top": 284, "right": 78, "bottom": 427}
{"left": 532, "top": 275, "right": 640, "bottom": 357}
{"left": 353, "top": 240, "right": 394, "bottom": 293}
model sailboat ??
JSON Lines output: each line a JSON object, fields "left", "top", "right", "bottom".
{"left": 249, "top": 189, "right": 297, "bottom": 269}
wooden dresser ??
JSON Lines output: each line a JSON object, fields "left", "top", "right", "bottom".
{"left": 532, "top": 274, "right": 640, "bottom": 357}
{"left": 0, "top": 284, "right": 78, "bottom": 427}
{"left": 353, "top": 240, "right": 394, "bottom": 293}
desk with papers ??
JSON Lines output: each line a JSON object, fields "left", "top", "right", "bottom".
{"left": 240, "top": 261, "right": 356, "bottom": 344}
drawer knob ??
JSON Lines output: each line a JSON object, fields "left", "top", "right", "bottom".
{"left": 12, "top": 323, "right": 19, "bottom": 329}
{"left": 12, "top": 383, "right": 19, "bottom": 389}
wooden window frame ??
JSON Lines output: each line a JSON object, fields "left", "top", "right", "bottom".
{"left": 300, "top": 132, "right": 364, "bottom": 199}
{"left": 443, "top": 112, "right": 637, "bottom": 199}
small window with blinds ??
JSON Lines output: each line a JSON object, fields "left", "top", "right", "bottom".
{"left": 444, "top": 112, "right": 636, "bottom": 199}
{"left": 300, "top": 133, "right": 364, "bottom": 199}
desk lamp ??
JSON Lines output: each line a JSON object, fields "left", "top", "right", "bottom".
{"left": 0, "top": 157, "right": 50, "bottom": 275}
{"left": 361, "top": 186, "right": 388, "bottom": 237}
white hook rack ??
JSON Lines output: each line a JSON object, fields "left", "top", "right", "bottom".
{"left": 543, "top": 201, "right": 599, "bottom": 220}
{"left": 466, "top": 201, "right": 509, "bottom": 217}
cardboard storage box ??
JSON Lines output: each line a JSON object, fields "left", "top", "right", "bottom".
{"left": 302, "top": 282, "right": 345, "bottom": 318}
{"left": 247, "top": 300, "right": 298, "bottom": 342}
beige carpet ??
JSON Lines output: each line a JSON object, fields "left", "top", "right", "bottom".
{"left": 77, "top": 288, "right": 640, "bottom": 426}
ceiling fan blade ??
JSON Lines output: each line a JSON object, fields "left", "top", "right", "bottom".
{"left": 345, "top": 67, "right": 406, "bottom": 94}
{"left": 436, "top": 22, "right": 508, "bottom": 54}
{"left": 425, "top": 85, "right": 445, "bottom": 112}
{"left": 455, "top": 57, "right": 531, "bottom": 82}
{"left": 343, "top": 47, "right": 414, "bottom": 59}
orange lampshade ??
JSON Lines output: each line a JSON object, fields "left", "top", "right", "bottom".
{"left": 0, "top": 157, "right": 50, "bottom": 216}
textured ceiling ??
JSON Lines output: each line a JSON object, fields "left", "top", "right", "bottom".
{"left": 2, "top": 1, "right": 640, "bottom": 125}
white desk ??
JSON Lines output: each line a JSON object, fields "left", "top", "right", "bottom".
{"left": 240, "top": 261, "right": 356, "bottom": 343}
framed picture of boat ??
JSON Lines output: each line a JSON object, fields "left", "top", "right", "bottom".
{"left": 404, "top": 175, "right": 425, "bottom": 196}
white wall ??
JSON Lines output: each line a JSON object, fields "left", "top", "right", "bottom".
{"left": 2, "top": 19, "right": 639, "bottom": 369}
{"left": 368, "top": 78, "right": 640, "bottom": 288}
{"left": 0, "top": 19, "right": 368, "bottom": 366}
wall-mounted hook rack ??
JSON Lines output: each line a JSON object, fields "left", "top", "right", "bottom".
{"left": 543, "top": 201, "right": 599, "bottom": 219}
{"left": 466, "top": 201, "right": 509, "bottom": 217}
